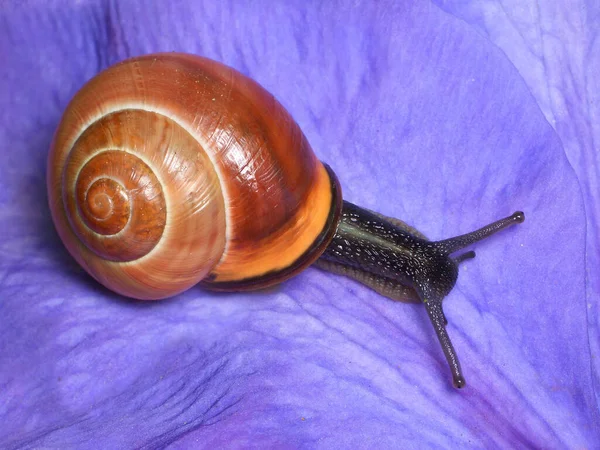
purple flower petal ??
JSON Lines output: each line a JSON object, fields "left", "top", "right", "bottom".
{"left": 1, "top": 0, "right": 598, "bottom": 448}
{"left": 436, "top": 0, "right": 600, "bottom": 416}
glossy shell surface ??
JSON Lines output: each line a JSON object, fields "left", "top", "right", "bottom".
{"left": 47, "top": 53, "right": 341, "bottom": 299}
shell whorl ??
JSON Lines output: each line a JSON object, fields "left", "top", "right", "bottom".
{"left": 54, "top": 108, "right": 227, "bottom": 299}
{"left": 66, "top": 148, "right": 167, "bottom": 261}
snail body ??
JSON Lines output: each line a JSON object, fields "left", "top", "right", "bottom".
{"left": 47, "top": 53, "right": 524, "bottom": 388}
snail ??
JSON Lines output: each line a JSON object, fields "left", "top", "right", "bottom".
{"left": 47, "top": 52, "right": 524, "bottom": 389}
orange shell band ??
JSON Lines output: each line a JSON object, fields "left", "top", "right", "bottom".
{"left": 202, "top": 162, "right": 342, "bottom": 290}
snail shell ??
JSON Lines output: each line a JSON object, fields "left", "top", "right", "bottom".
{"left": 47, "top": 53, "right": 342, "bottom": 300}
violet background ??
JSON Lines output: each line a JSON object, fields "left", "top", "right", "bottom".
{"left": 1, "top": 0, "right": 599, "bottom": 448}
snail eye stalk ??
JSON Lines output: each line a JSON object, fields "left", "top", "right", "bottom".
{"left": 318, "top": 204, "right": 525, "bottom": 388}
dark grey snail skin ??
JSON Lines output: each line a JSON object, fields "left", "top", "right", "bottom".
{"left": 315, "top": 201, "right": 525, "bottom": 389}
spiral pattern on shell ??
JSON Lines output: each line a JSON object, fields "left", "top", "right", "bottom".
{"left": 47, "top": 53, "right": 340, "bottom": 300}
{"left": 66, "top": 148, "right": 166, "bottom": 261}
{"left": 51, "top": 106, "right": 227, "bottom": 299}
{"left": 64, "top": 107, "right": 227, "bottom": 257}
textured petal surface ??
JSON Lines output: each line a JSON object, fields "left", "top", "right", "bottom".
{"left": 435, "top": 0, "right": 600, "bottom": 414}
{"left": 1, "top": 0, "right": 598, "bottom": 448}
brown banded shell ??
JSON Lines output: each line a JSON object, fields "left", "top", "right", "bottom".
{"left": 47, "top": 53, "right": 342, "bottom": 299}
